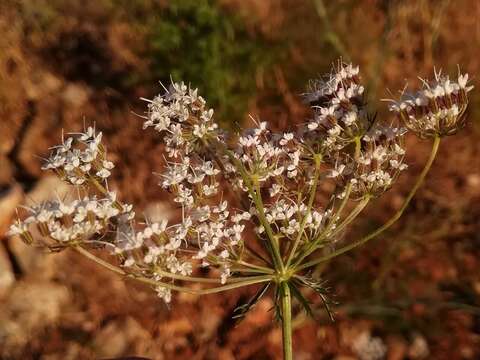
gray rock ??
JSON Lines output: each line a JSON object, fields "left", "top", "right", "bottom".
{"left": 0, "top": 183, "right": 23, "bottom": 236}
{"left": 92, "top": 317, "right": 159, "bottom": 359}
{"left": 26, "top": 175, "right": 71, "bottom": 204}
{"left": 0, "top": 245, "right": 14, "bottom": 298}
{"left": 62, "top": 83, "right": 90, "bottom": 107}
{"left": 0, "top": 281, "right": 70, "bottom": 358}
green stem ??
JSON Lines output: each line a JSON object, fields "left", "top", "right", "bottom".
{"left": 74, "top": 245, "right": 124, "bottom": 275}
{"left": 297, "top": 136, "right": 441, "bottom": 271}
{"left": 292, "top": 182, "right": 352, "bottom": 268}
{"left": 226, "top": 150, "right": 283, "bottom": 272}
{"left": 328, "top": 195, "right": 371, "bottom": 238}
{"left": 74, "top": 246, "right": 273, "bottom": 294}
{"left": 252, "top": 180, "right": 285, "bottom": 272}
{"left": 154, "top": 268, "right": 268, "bottom": 283}
{"left": 193, "top": 277, "right": 273, "bottom": 295}
{"left": 312, "top": 0, "right": 349, "bottom": 59}
{"left": 308, "top": 135, "right": 360, "bottom": 247}
{"left": 280, "top": 282, "right": 293, "bottom": 360}
{"left": 286, "top": 155, "right": 322, "bottom": 267}
{"left": 235, "top": 260, "right": 275, "bottom": 274}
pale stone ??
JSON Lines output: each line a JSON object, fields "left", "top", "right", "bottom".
{"left": 0, "top": 246, "right": 14, "bottom": 298}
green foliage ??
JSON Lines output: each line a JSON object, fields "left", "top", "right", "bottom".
{"left": 14, "top": 0, "right": 277, "bottom": 123}
{"left": 147, "top": 0, "right": 274, "bottom": 123}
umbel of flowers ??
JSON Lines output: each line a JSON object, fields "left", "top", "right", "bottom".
{"left": 9, "top": 61, "right": 472, "bottom": 360}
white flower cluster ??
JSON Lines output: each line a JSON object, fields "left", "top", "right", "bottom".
{"left": 113, "top": 200, "right": 251, "bottom": 302}
{"left": 126, "top": 82, "right": 255, "bottom": 300}
{"left": 42, "top": 127, "right": 114, "bottom": 185}
{"left": 160, "top": 157, "right": 221, "bottom": 206}
{"left": 388, "top": 70, "right": 473, "bottom": 138}
{"left": 152, "top": 149, "right": 250, "bottom": 289}
{"left": 8, "top": 192, "right": 129, "bottom": 245}
{"left": 142, "top": 81, "right": 220, "bottom": 158}
{"left": 355, "top": 128, "right": 407, "bottom": 196}
{"left": 303, "top": 62, "right": 370, "bottom": 153}
{"left": 256, "top": 199, "right": 327, "bottom": 240}
{"left": 301, "top": 62, "right": 408, "bottom": 199}
{"left": 330, "top": 125, "right": 409, "bottom": 199}
{"left": 233, "top": 121, "right": 302, "bottom": 186}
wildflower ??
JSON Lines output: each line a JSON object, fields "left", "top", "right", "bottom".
{"left": 8, "top": 62, "right": 471, "bottom": 360}
{"left": 343, "top": 125, "right": 407, "bottom": 198}
{"left": 142, "top": 82, "right": 222, "bottom": 159}
{"left": 9, "top": 194, "right": 130, "bottom": 246}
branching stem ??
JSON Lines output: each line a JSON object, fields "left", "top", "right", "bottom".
{"left": 286, "top": 154, "right": 322, "bottom": 267}
{"left": 74, "top": 246, "right": 273, "bottom": 294}
{"left": 297, "top": 136, "right": 441, "bottom": 271}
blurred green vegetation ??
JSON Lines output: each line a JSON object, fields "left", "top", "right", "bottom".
{"left": 146, "top": 0, "right": 276, "bottom": 123}
{"left": 15, "top": 0, "right": 278, "bottom": 123}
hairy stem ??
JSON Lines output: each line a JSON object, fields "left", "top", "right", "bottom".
{"left": 297, "top": 136, "right": 441, "bottom": 271}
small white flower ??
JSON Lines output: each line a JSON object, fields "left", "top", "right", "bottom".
{"left": 327, "top": 164, "right": 345, "bottom": 178}
{"left": 269, "top": 183, "right": 282, "bottom": 197}
{"left": 155, "top": 286, "right": 172, "bottom": 303}
{"left": 8, "top": 219, "right": 29, "bottom": 236}
{"left": 96, "top": 169, "right": 111, "bottom": 179}
{"left": 279, "top": 133, "right": 294, "bottom": 146}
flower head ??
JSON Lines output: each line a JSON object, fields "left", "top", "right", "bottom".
{"left": 42, "top": 126, "right": 114, "bottom": 186}
{"left": 388, "top": 69, "right": 473, "bottom": 138}
{"left": 302, "top": 61, "right": 371, "bottom": 155}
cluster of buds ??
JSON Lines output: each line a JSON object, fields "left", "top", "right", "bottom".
{"left": 388, "top": 69, "right": 473, "bottom": 138}
{"left": 9, "top": 61, "right": 472, "bottom": 310}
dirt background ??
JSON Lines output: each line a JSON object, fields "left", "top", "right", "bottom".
{"left": 0, "top": 0, "right": 479, "bottom": 359}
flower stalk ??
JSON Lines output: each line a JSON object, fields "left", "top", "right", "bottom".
{"left": 297, "top": 135, "right": 441, "bottom": 271}
{"left": 281, "top": 281, "right": 293, "bottom": 360}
